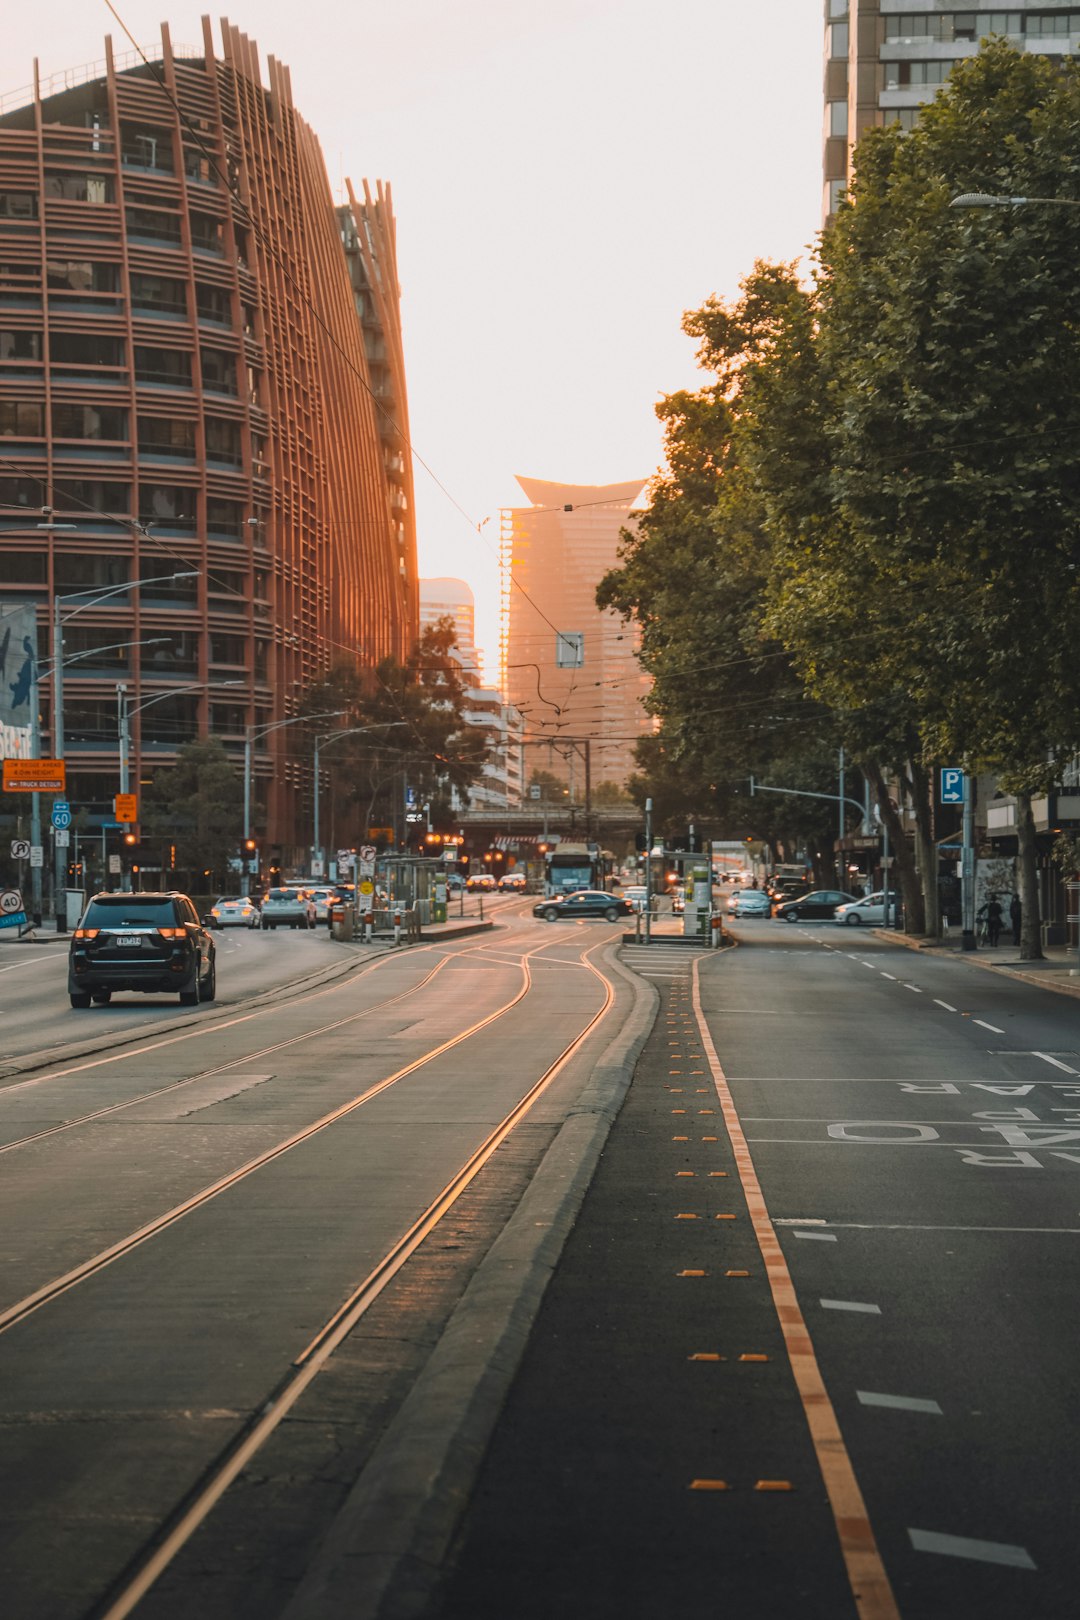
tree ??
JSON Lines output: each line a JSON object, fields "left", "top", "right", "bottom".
{"left": 780, "top": 41, "right": 1080, "bottom": 954}
{"left": 141, "top": 737, "right": 242, "bottom": 890}
{"left": 299, "top": 620, "right": 490, "bottom": 843}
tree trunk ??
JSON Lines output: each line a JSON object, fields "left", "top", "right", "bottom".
{"left": 866, "top": 761, "right": 922, "bottom": 932}
{"left": 908, "top": 755, "right": 940, "bottom": 937}
{"left": 1016, "top": 791, "right": 1043, "bottom": 961}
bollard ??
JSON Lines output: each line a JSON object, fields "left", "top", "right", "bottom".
{"left": 364, "top": 911, "right": 373, "bottom": 944}
{"left": 711, "top": 914, "right": 722, "bottom": 949}
{"left": 393, "top": 909, "right": 401, "bottom": 947}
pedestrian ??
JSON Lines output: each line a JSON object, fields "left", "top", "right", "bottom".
{"left": 1010, "top": 892, "right": 1022, "bottom": 947}
{"left": 987, "top": 894, "right": 1003, "bottom": 947}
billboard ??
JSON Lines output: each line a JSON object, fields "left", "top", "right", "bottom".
{"left": 0, "top": 601, "right": 37, "bottom": 760}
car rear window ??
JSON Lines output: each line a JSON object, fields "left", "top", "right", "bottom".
{"left": 83, "top": 897, "right": 178, "bottom": 927}
{"left": 265, "top": 889, "right": 294, "bottom": 900}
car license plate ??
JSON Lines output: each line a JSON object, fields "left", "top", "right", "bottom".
{"left": 116, "top": 935, "right": 143, "bottom": 947}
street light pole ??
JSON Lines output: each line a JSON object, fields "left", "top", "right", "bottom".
{"left": 312, "top": 723, "right": 410, "bottom": 875}
{"left": 243, "top": 709, "right": 348, "bottom": 874}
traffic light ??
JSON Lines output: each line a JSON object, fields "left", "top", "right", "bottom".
{"left": 244, "top": 837, "right": 257, "bottom": 854}
{"left": 123, "top": 831, "right": 138, "bottom": 848}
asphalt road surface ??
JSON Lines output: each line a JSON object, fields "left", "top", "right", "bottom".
{"left": 5, "top": 905, "right": 1079, "bottom": 1619}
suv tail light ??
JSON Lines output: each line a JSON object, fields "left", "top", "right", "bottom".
{"left": 74, "top": 928, "right": 99, "bottom": 940}
{"left": 157, "top": 927, "right": 188, "bottom": 940}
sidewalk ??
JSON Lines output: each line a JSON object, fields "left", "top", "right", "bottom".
{"left": 874, "top": 927, "right": 1080, "bottom": 999}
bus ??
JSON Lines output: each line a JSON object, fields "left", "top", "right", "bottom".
{"left": 544, "top": 842, "right": 601, "bottom": 896}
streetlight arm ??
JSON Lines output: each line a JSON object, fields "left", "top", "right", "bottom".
{"left": 55, "top": 571, "right": 200, "bottom": 624}
{"left": 127, "top": 679, "right": 243, "bottom": 718}
{"left": 950, "top": 191, "right": 1080, "bottom": 209}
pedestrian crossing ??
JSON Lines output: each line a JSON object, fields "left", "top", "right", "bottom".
{"left": 621, "top": 944, "right": 709, "bottom": 981}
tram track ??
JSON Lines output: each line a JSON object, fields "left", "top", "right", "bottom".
{"left": 0, "top": 931, "right": 612, "bottom": 1340}
{"left": 86, "top": 935, "right": 617, "bottom": 1620}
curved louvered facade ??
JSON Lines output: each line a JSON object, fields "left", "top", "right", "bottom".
{"left": 0, "top": 19, "right": 417, "bottom": 864}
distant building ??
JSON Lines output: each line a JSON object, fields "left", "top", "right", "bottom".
{"left": 458, "top": 685, "right": 524, "bottom": 811}
{"left": 0, "top": 20, "right": 416, "bottom": 864}
{"left": 500, "top": 476, "right": 653, "bottom": 791}
{"left": 824, "top": 3, "right": 1080, "bottom": 221}
{"left": 419, "top": 576, "right": 482, "bottom": 680}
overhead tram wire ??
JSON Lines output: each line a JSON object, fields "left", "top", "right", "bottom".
{"left": 98, "top": 1, "right": 615, "bottom": 655}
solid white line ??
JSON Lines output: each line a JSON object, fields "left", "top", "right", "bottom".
{"left": 858, "top": 1392, "right": 942, "bottom": 1415}
{"left": 1033, "top": 1051, "right": 1079, "bottom": 1074}
{"left": 973, "top": 1020, "right": 1005, "bottom": 1034}
{"left": 908, "top": 1529, "right": 1035, "bottom": 1570}
{"left": 820, "top": 1299, "right": 881, "bottom": 1314}
{"left": 933, "top": 1000, "right": 957, "bottom": 1012}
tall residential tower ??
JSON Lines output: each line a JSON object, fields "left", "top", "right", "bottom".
{"left": 0, "top": 20, "right": 417, "bottom": 862}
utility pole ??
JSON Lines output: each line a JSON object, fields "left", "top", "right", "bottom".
{"left": 644, "top": 796, "right": 653, "bottom": 946}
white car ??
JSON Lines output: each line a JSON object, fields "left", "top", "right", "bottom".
{"left": 834, "top": 891, "right": 888, "bottom": 926}
{"left": 619, "top": 886, "right": 650, "bottom": 912}
{"left": 260, "top": 888, "right": 316, "bottom": 929}
{"left": 304, "top": 886, "right": 337, "bottom": 921}
{"left": 210, "top": 895, "right": 260, "bottom": 928}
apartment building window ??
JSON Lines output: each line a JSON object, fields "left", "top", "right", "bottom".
{"left": 207, "top": 497, "right": 243, "bottom": 537}
{"left": 205, "top": 417, "right": 242, "bottom": 465}
{"left": 126, "top": 206, "right": 182, "bottom": 244}
{"left": 137, "top": 417, "right": 196, "bottom": 458}
{"left": 0, "top": 552, "right": 46, "bottom": 580}
{"left": 828, "top": 0, "right": 848, "bottom": 14}
{"left": 46, "top": 260, "right": 119, "bottom": 293}
{"left": 0, "top": 192, "right": 37, "bottom": 219}
{"left": 829, "top": 99, "right": 849, "bottom": 137}
{"left": 830, "top": 21, "right": 849, "bottom": 56}
{"left": 54, "top": 554, "right": 128, "bottom": 594}
{"left": 0, "top": 401, "right": 44, "bottom": 436}
{"left": 43, "top": 173, "right": 112, "bottom": 203}
{"left": 0, "top": 330, "right": 41, "bottom": 361}
{"left": 190, "top": 213, "right": 226, "bottom": 254}
{"left": 209, "top": 632, "right": 247, "bottom": 666}
{"left": 201, "top": 349, "right": 237, "bottom": 393}
{"left": 196, "top": 283, "right": 231, "bottom": 324}
{"left": 0, "top": 477, "right": 42, "bottom": 508}
{"left": 50, "top": 332, "right": 124, "bottom": 368}
{"left": 53, "top": 479, "right": 130, "bottom": 515}
{"left": 120, "top": 124, "right": 175, "bottom": 173}
{"left": 52, "top": 403, "right": 127, "bottom": 440}
{"left": 884, "top": 60, "right": 955, "bottom": 88}
{"left": 1027, "top": 11, "right": 1080, "bottom": 33}
{"left": 884, "top": 13, "right": 1039, "bottom": 42}
{"left": 139, "top": 484, "right": 195, "bottom": 528}
{"left": 134, "top": 345, "right": 192, "bottom": 387}
{"left": 130, "top": 273, "right": 187, "bottom": 315}
{"left": 211, "top": 701, "right": 246, "bottom": 731}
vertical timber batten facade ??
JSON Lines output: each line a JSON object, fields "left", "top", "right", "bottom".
{"left": 0, "top": 20, "right": 417, "bottom": 861}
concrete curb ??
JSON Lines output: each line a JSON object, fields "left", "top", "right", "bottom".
{"left": 280, "top": 945, "right": 659, "bottom": 1620}
{"left": 873, "top": 929, "right": 1080, "bottom": 1001}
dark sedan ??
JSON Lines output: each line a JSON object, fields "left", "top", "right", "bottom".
{"left": 534, "top": 889, "right": 632, "bottom": 923}
{"left": 774, "top": 888, "right": 860, "bottom": 922}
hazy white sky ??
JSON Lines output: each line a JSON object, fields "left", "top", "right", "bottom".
{"left": 5, "top": 2, "right": 824, "bottom": 673}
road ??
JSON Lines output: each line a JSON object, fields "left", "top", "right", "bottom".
{"left": 436, "top": 914, "right": 1080, "bottom": 1620}
{"left": 4, "top": 903, "right": 1079, "bottom": 1618}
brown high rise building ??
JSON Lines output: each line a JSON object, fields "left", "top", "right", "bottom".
{"left": 0, "top": 20, "right": 416, "bottom": 865}
{"left": 500, "top": 476, "right": 653, "bottom": 793}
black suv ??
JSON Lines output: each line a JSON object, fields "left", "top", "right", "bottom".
{"left": 68, "top": 891, "right": 217, "bottom": 1008}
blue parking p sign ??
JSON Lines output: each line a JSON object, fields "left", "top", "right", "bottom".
{"left": 940, "top": 768, "right": 965, "bottom": 804}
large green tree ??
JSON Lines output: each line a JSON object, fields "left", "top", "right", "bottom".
{"left": 141, "top": 736, "right": 243, "bottom": 890}
{"left": 769, "top": 41, "right": 1080, "bottom": 953}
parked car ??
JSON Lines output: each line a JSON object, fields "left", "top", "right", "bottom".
{"left": 68, "top": 890, "right": 216, "bottom": 1007}
{"left": 209, "top": 895, "right": 260, "bottom": 929}
{"left": 534, "top": 889, "right": 632, "bottom": 923}
{"left": 260, "top": 887, "right": 316, "bottom": 929}
{"left": 774, "top": 889, "right": 859, "bottom": 922}
{"left": 834, "top": 891, "right": 888, "bottom": 926}
{"left": 729, "top": 888, "right": 773, "bottom": 918}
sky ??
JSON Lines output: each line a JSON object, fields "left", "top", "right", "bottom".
{"left": 4, "top": 1, "right": 825, "bottom": 676}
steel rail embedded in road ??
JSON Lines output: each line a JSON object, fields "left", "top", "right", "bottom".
{"left": 0, "top": 932, "right": 607, "bottom": 1339}
{"left": 83, "top": 937, "right": 617, "bottom": 1620}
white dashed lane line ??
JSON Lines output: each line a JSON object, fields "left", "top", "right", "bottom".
{"left": 820, "top": 1299, "right": 882, "bottom": 1315}
{"left": 908, "top": 1529, "right": 1036, "bottom": 1570}
{"left": 973, "top": 1019, "right": 1005, "bottom": 1034}
{"left": 793, "top": 1230, "right": 837, "bottom": 1242}
{"left": 933, "top": 999, "right": 957, "bottom": 1012}
{"left": 1033, "top": 1051, "right": 1079, "bottom": 1074}
{"left": 857, "top": 1392, "right": 942, "bottom": 1415}
{"left": 880, "top": 972, "right": 897, "bottom": 981}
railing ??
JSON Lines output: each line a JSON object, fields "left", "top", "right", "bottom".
{"left": 1, "top": 44, "right": 201, "bottom": 116}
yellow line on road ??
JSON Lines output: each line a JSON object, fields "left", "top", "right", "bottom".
{"left": 691, "top": 957, "right": 900, "bottom": 1620}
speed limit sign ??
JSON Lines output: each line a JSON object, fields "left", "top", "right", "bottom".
{"left": 10, "top": 839, "right": 30, "bottom": 859}
{"left": 0, "top": 888, "right": 23, "bottom": 915}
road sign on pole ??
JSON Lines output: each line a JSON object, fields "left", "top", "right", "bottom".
{"left": 10, "top": 839, "right": 30, "bottom": 859}
{"left": 54, "top": 827, "right": 70, "bottom": 848}
{"left": 114, "top": 793, "right": 138, "bottom": 823}
{"left": 940, "top": 768, "right": 965, "bottom": 805}
{"left": 51, "top": 799, "right": 72, "bottom": 829}
{"left": 3, "top": 759, "right": 65, "bottom": 793}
